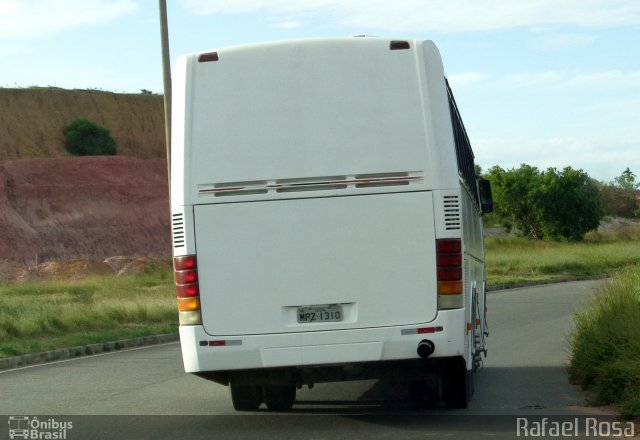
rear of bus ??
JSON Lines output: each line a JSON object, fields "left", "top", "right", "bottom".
{"left": 171, "top": 37, "right": 474, "bottom": 409}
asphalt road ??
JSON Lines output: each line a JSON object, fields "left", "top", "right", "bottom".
{"left": 1, "top": 280, "right": 617, "bottom": 439}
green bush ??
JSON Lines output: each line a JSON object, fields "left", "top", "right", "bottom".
{"left": 487, "top": 164, "right": 602, "bottom": 240}
{"left": 568, "top": 266, "right": 640, "bottom": 418}
{"left": 62, "top": 119, "right": 117, "bottom": 156}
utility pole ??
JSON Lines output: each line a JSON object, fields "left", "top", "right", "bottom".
{"left": 159, "top": 0, "right": 172, "bottom": 180}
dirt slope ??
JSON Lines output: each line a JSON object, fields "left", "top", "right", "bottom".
{"left": 0, "top": 88, "right": 165, "bottom": 160}
{"left": 0, "top": 156, "right": 170, "bottom": 267}
{"left": 0, "top": 88, "right": 171, "bottom": 280}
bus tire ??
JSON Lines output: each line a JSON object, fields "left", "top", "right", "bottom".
{"left": 442, "top": 361, "right": 472, "bottom": 409}
{"left": 230, "top": 383, "right": 263, "bottom": 411}
{"left": 263, "top": 384, "right": 296, "bottom": 411}
{"left": 409, "top": 381, "right": 436, "bottom": 409}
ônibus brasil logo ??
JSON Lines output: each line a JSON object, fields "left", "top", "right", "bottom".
{"left": 7, "top": 416, "right": 73, "bottom": 440}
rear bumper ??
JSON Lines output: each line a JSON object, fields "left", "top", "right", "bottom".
{"left": 179, "top": 309, "right": 466, "bottom": 373}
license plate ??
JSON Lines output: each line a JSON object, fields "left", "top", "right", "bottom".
{"left": 297, "top": 304, "right": 343, "bottom": 323}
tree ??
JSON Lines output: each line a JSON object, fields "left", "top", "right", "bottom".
{"left": 62, "top": 119, "right": 117, "bottom": 156}
{"left": 534, "top": 167, "right": 602, "bottom": 241}
{"left": 599, "top": 183, "right": 638, "bottom": 218}
{"left": 487, "top": 164, "right": 602, "bottom": 241}
{"left": 600, "top": 168, "right": 640, "bottom": 218}
{"left": 487, "top": 164, "right": 544, "bottom": 238}
{"left": 612, "top": 167, "right": 639, "bottom": 191}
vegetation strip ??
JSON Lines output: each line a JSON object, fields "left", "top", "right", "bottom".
{"left": 0, "top": 267, "right": 177, "bottom": 359}
{"left": 568, "top": 265, "right": 640, "bottom": 419}
{"left": 485, "top": 224, "right": 640, "bottom": 289}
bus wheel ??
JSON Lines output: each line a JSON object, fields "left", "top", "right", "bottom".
{"left": 442, "top": 361, "right": 473, "bottom": 409}
{"left": 409, "top": 381, "right": 436, "bottom": 409}
{"left": 263, "top": 384, "right": 296, "bottom": 411}
{"left": 229, "top": 383, "right": 263, "bottom": 411}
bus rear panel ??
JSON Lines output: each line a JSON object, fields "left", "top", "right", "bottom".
{"left": 171, "top": 37, "right": 489, "bottom": 410}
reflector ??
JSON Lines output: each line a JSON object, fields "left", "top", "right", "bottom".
{"left": 438, "top": 294, "right": 463, "bottom": 309}
{"left": 178, "top": 310, "right": 202, "bottom": 326}
{"left": 417, "top": 327, "right": 436, "bottom": 334}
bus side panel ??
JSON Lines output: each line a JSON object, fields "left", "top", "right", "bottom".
{"left": 461, "top": 185, "right": 487, "bottom": 370}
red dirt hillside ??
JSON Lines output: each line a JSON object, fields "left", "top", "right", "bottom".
{"left": 0, "top": 87, "right": 171, "bottom": 280}
{"left": 0, "top": 156, "right": 170, "bottom": 268}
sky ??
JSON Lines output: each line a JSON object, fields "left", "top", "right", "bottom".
{"left": 0, "top": 0, "right": 638, "bottom": 183}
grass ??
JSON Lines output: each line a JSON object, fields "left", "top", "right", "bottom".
{"left": 0, "top": 266, "right": 177, "bottom": 358}
{"left": 485, "top": 228, "right": 640, "bottom": 289}
{"left": 568, "top": 265, "right": 640, "bottom": 419}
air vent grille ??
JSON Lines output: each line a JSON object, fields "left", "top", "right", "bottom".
{"left": 172, "top": 213, "right": 185, "bottom": 248}
{"left": 199, "top": 172, "right": 423, "bottom": 196}
{"left": 443, "top": 195, "right": 461, "bottom": 230}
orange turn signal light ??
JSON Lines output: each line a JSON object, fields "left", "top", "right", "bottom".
{"left": 177, "top": 296, "right": 200, "bottom": 312}
{"left": 438, "top": 280, "right": 463, "bottom": 295}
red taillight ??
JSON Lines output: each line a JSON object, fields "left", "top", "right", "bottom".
{"left": 174, "top": 255, "right": 197, "bottom": 270}
{"left": 436, "top": 239, "right": 463, "bottom": 308}
{"left": 176, "top": 283, "right": 199, "bottom": 298}
{"left": 174, "top": 254, "right": 201, "bottom": 324}
{"left": 437, "top": 253, "right": 462, "bottom": 266}
{"left": 437, "top": 267, "right": 462, "bottom": 281}
{"left": 175, "top": 269, "right": 198, "bottom": 285}
{"left": 436, "top": 239, "right": 462, "bottom": 254}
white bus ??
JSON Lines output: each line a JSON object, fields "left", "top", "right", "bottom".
{"left": 170, "top": 37, "right": 493, "bottom": 411}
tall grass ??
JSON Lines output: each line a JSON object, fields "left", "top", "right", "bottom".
{"left": 485, "top": 235, "right": 640, "bottom": 288}
{"left": 0, "top": 267, "right": 176, "bottom": 357}
{"left": 568, "top": 266, "right": 640, "bottom": 418}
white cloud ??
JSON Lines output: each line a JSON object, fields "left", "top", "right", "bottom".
{"left": 271, "top": 21, "right": 304, "bottom": 29}
{"left": 579, "top": 99, "right": 640, "bottom": 139}
{"left": 501, "top": 71, "right": 567, "bottom": 87}
{"left": 448, "top": 72, "right": 487, "bottom": 88}
{"left": 179, "top": 0, "right": 640, "bottom": 33}
{"left": 534, "top": 33, "right": 597, "bottom": 50}
{"left": 179, "top": 0, "right": 332, "bottom": 15}
{"left": 264, "top": 11, "right": 320, "bottom": 29}
{"left": 565, "top": 71, "right": 640, "bottom": 88}
{"left": 0, "top": 0, "right": 138, "bottom": 38}
{"left": 473, "top": 137, "right": 640, "bottom": 182}
{"left": 499, "top": 70, "right": 640, "bottom": 90}
{"left": 582, "top": 99, "right": 640, "bottom": 118}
